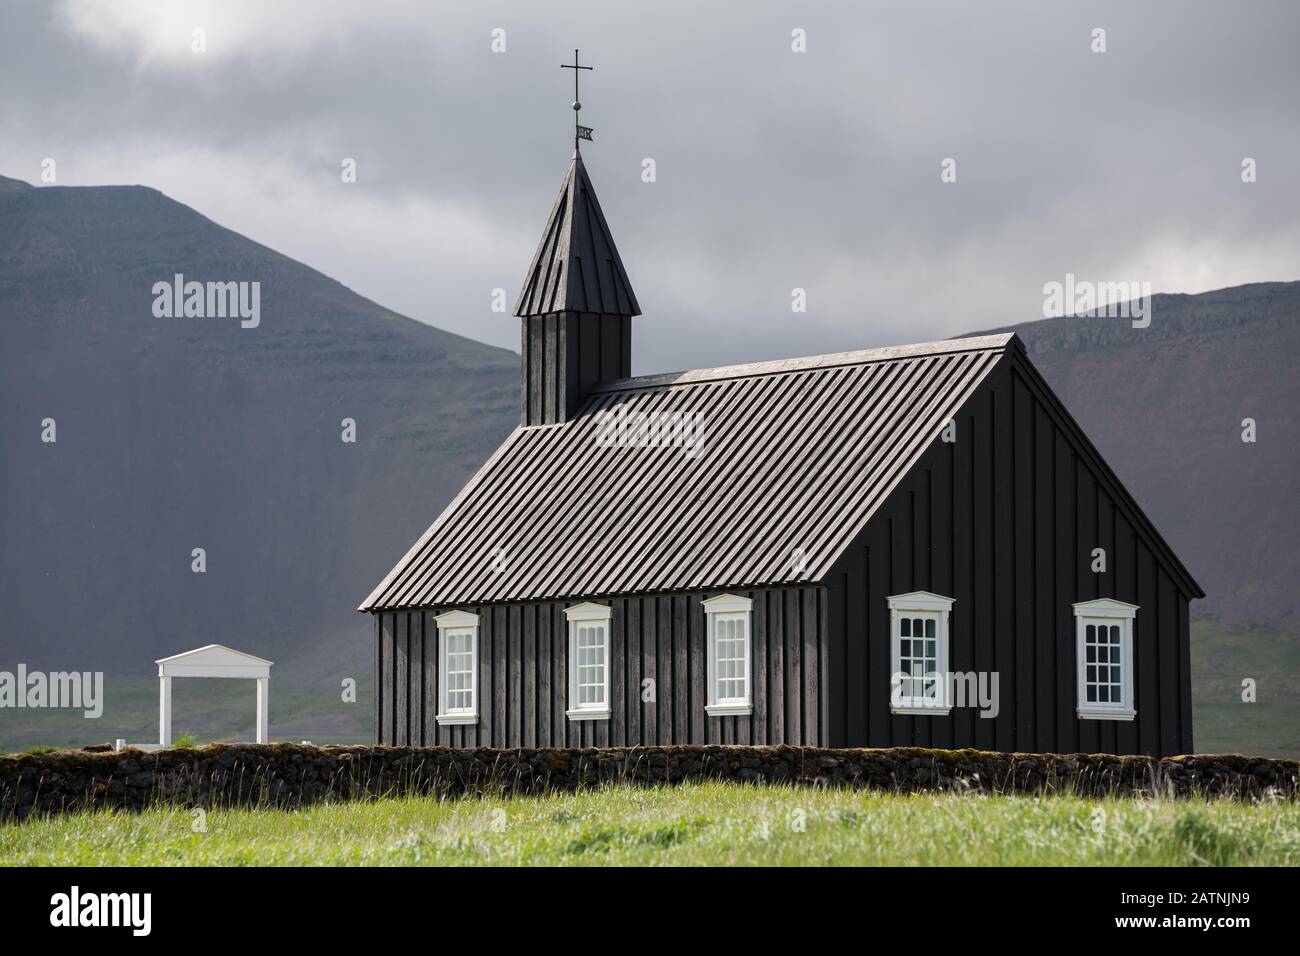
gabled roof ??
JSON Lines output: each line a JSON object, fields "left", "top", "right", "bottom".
{"left": 514, "top": 153, "right": 640, "bottom": 317}
{"left": 360, "top": 334, "right": 1015, "bottom": 610}
{"left": 155, "top": 644, "right": 273, "bottom": 678}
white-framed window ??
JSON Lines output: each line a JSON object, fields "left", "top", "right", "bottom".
{"left": 1074, "top": 599, "right": 1137, "bottom": 720}
{"left": 434, "top": 609, "right": 479, "bottom": 726}
{"left": 704, "top": 593, "right": 753, "bottom": 716}
{"left": 887, "top": 591, "right": 954, "bottom": 715}
{"left": 566, "top": 602, "right": 612, "bottom": 720}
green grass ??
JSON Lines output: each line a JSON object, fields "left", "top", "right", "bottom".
{"left": 3, "top": 782, "right": 1298, "bottom": 866}
{"left": 1191, "top": 619, "right": 1300, "bottom": 758}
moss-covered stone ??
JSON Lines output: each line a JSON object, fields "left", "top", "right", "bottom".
{"left": 1, "top": 742, "right": 1296, "bottom": 822}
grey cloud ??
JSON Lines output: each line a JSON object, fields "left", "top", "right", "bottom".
{"left": 2, "top": 0, "right": 1297, "bottom": 374}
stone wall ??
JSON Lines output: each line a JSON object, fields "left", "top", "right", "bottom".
{"left": 2, "top": 744, "right": 1297, "bottom": 821}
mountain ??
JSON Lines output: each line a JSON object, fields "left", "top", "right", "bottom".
{"left": 0, "top": 175, "right": 519, "bottom": 737}
{"left": 973, "top": 281, "right": 1300, "bottom": 630}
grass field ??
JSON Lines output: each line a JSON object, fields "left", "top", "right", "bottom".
{"left": 3, "top": 783, "right": 1298, "bottom": 866}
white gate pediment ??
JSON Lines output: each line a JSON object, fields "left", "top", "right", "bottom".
{"left": 156, "top": 644, "right": 272, "bottom": 679}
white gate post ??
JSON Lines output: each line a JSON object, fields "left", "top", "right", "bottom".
{"left": 159, "top": 675, "right": 173, "bottom": 747}
{"left": 256, "top": 676, "right": 269, "bottom": 744}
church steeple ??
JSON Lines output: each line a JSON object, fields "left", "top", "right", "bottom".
{"left": 515, "top": 50, "right": 640, "bottom": 427}
{"left": 514, "top": 153, "right": 640, "bottom": 319}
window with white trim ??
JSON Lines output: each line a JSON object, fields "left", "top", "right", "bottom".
{"left": 434, "top": 610, "right": 479, "bottom": 726}
{"left": 704, "top": 593, "right": 753, "bottom": 716}
{"left": 566, "top": 603, "right": 612, "bottom": 720}
{"left": 887, "top": 592, "right": 954, "bottom": 714}
{"left": 1074, "top": 599, "right": 1137, "bottom": 720}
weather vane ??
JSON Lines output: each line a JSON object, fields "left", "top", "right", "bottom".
{"left": 561, "top": 48, "right": 594, "bottom": 151}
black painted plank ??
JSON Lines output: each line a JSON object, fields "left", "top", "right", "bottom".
{"left": 612, "top": 599, "right": 626, "bottom": 746}
{"left": 1054, "top": 431, "right": 1078, "bottom": 754}
{"left": 867, "top": 532, "right": 890, "bottom": 746}
{"left": 786, "top": 587, "right": 802, "bottom": 744}
{"left": 993, "top": 383, "right": 1015, "bottom": 752}
{"left": 1097, "top": 493, "right": 1115, "bottom": 601}
{"left": 769, "top": 589, "right": 785, "bottom": 742}
{"left": 844, "top": 558, "right": 866, "bottom": 746}
{"left": 529, "top": 316, "right": 544, "bottom": 426}
{"left": 1177, "top": 595, "right": 1193, "bottom": 754}
{"left": 422, "top": 612, "right": 437, "bottom": 747}
{"left": 1114, "top": 518, "right": 1139, "bottom": 756}
{"left": 972, "top": 397, "right": 995, "bottom": 751}
{"left": 818, "top": 587, "right": 830, "bottom": 747}
{"left": 408, "top": 614, "right": 421, "bottom": 746}
{"left": 658, "top": 596, "right": 673, "bottom": 742}
{"left": 394, "top": 614, "right": 408, "bottom": 745}
{"left": 1033, "top": 406, "right": 1056, "bottom": 753}
{"left": 491, "top": 606, "right": 506, "bottom": 749}
{"left": 542, "top": 313, "right": 557, "bottom": 424}
{"left": 826, "top": 574, "right": 846, "bottom": 746}
{"left": 508, "top": 605, "right": 522, "bottom": 746}
{"left": 954, "top": 414, "right": 976, "bottom": 748}
{"left": 1075, "top": 458, "right": 1100, "bottom": 754}
{"left": 1013, "top": 374, "right": 1035, "bottom": 751}
{"left": 1157, "top": 570, "right": 1179, "bottom": 756}
{"left": 753, "top": 590, "right": 769, "bottom": 744}
{"left": 687, "top": 596, "right": 704, "bottom": 745}
{"left": 523, "top": 604, "right": 536, "bottom": 747}
{"left": 803, "top": 587, "right": 820, "bottom": 746}
{"left": 553, "top": 603, "right": 567, "bottom": 747}
{"left": 888, "top": 515, "right": 913, "bottom": 746}
{"left": 642, "top": 597, "right": 657, "bottom": 745}
{"left": 538, "top": 604, "right": 552, "bottom": 745}
{"left": 627, "top": 597, "right": 641, "bottom": 745}
{"left": 929, "top": 447, "right": 954, "bottom": 749}
{"left": 373, "top": 614, "right": 382, "bottom": 745}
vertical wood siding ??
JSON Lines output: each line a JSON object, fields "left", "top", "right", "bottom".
{"left": 520, "top": 311, "right": 632, "bottom": 425}
{"left": 372, "top": 586, "right": 828, "bottom": 748}
{"left": 825, "top": 355, "right": 1195, "bottom": 757}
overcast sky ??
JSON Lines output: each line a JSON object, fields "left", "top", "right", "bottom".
{"left": 3, "top": 0, "right": 1298, "bottom": 373}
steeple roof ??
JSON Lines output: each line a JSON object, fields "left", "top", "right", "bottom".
{"left": 514, "top": 154, "right": 640, "bottom": 317}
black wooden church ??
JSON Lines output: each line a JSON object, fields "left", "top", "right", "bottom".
{"left": 361, "top": 116, "right": 1202, "bottom": 758}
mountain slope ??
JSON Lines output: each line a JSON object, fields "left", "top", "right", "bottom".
{"left": 0, "top": 176, "right": 519, "bottom": 698}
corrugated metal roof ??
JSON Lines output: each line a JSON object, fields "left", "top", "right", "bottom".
{"left": 360, "top": 334, "right": 1015, "bottom": 610}
{"left": 514, "top": 153, "right": 641, "bottom": 317}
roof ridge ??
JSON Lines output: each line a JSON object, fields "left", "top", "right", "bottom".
{"left": 592, "top": 332, "right": 1019, "bottom": 394}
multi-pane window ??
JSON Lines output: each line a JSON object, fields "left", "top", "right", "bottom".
{"left": 434, "top": 610, "right": 479, "bottom": 726}
{"left": 1083, "top": 622, "right": 1122, "bottom": 705}
{"left": 887, "top": 592, "right": 954, "bottom": 713}
{"left": 574, "top": 622, "right": 608, "bottom": 708}
{"left": 1074, "top": 599, "right": 1137, "bottom": 719}
{"left": 705, "top": 594, "right": 753, "bottom": 716}
{"left": 566, "top": 603, "right": 612, "bottom": 719}
{"left": 898, "top": 614, "right": 940, "bottom": 703}
{"left": 443, "top": 629, "right": 475, "bottom": 712}
{"left": 714, "top": 615, "right": 748, "bottom": 703}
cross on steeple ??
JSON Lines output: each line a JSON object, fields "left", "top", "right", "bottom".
{"left": 560, "top": 49, "right": 594, "bottom": 152}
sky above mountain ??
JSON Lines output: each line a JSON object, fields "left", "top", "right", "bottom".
{"left": 2, "top": 0, "right": 1298, "bottom": 373}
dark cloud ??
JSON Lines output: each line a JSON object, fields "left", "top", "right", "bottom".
{"left": 3, "top": 0, "right": 1298, "bottom": 373}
